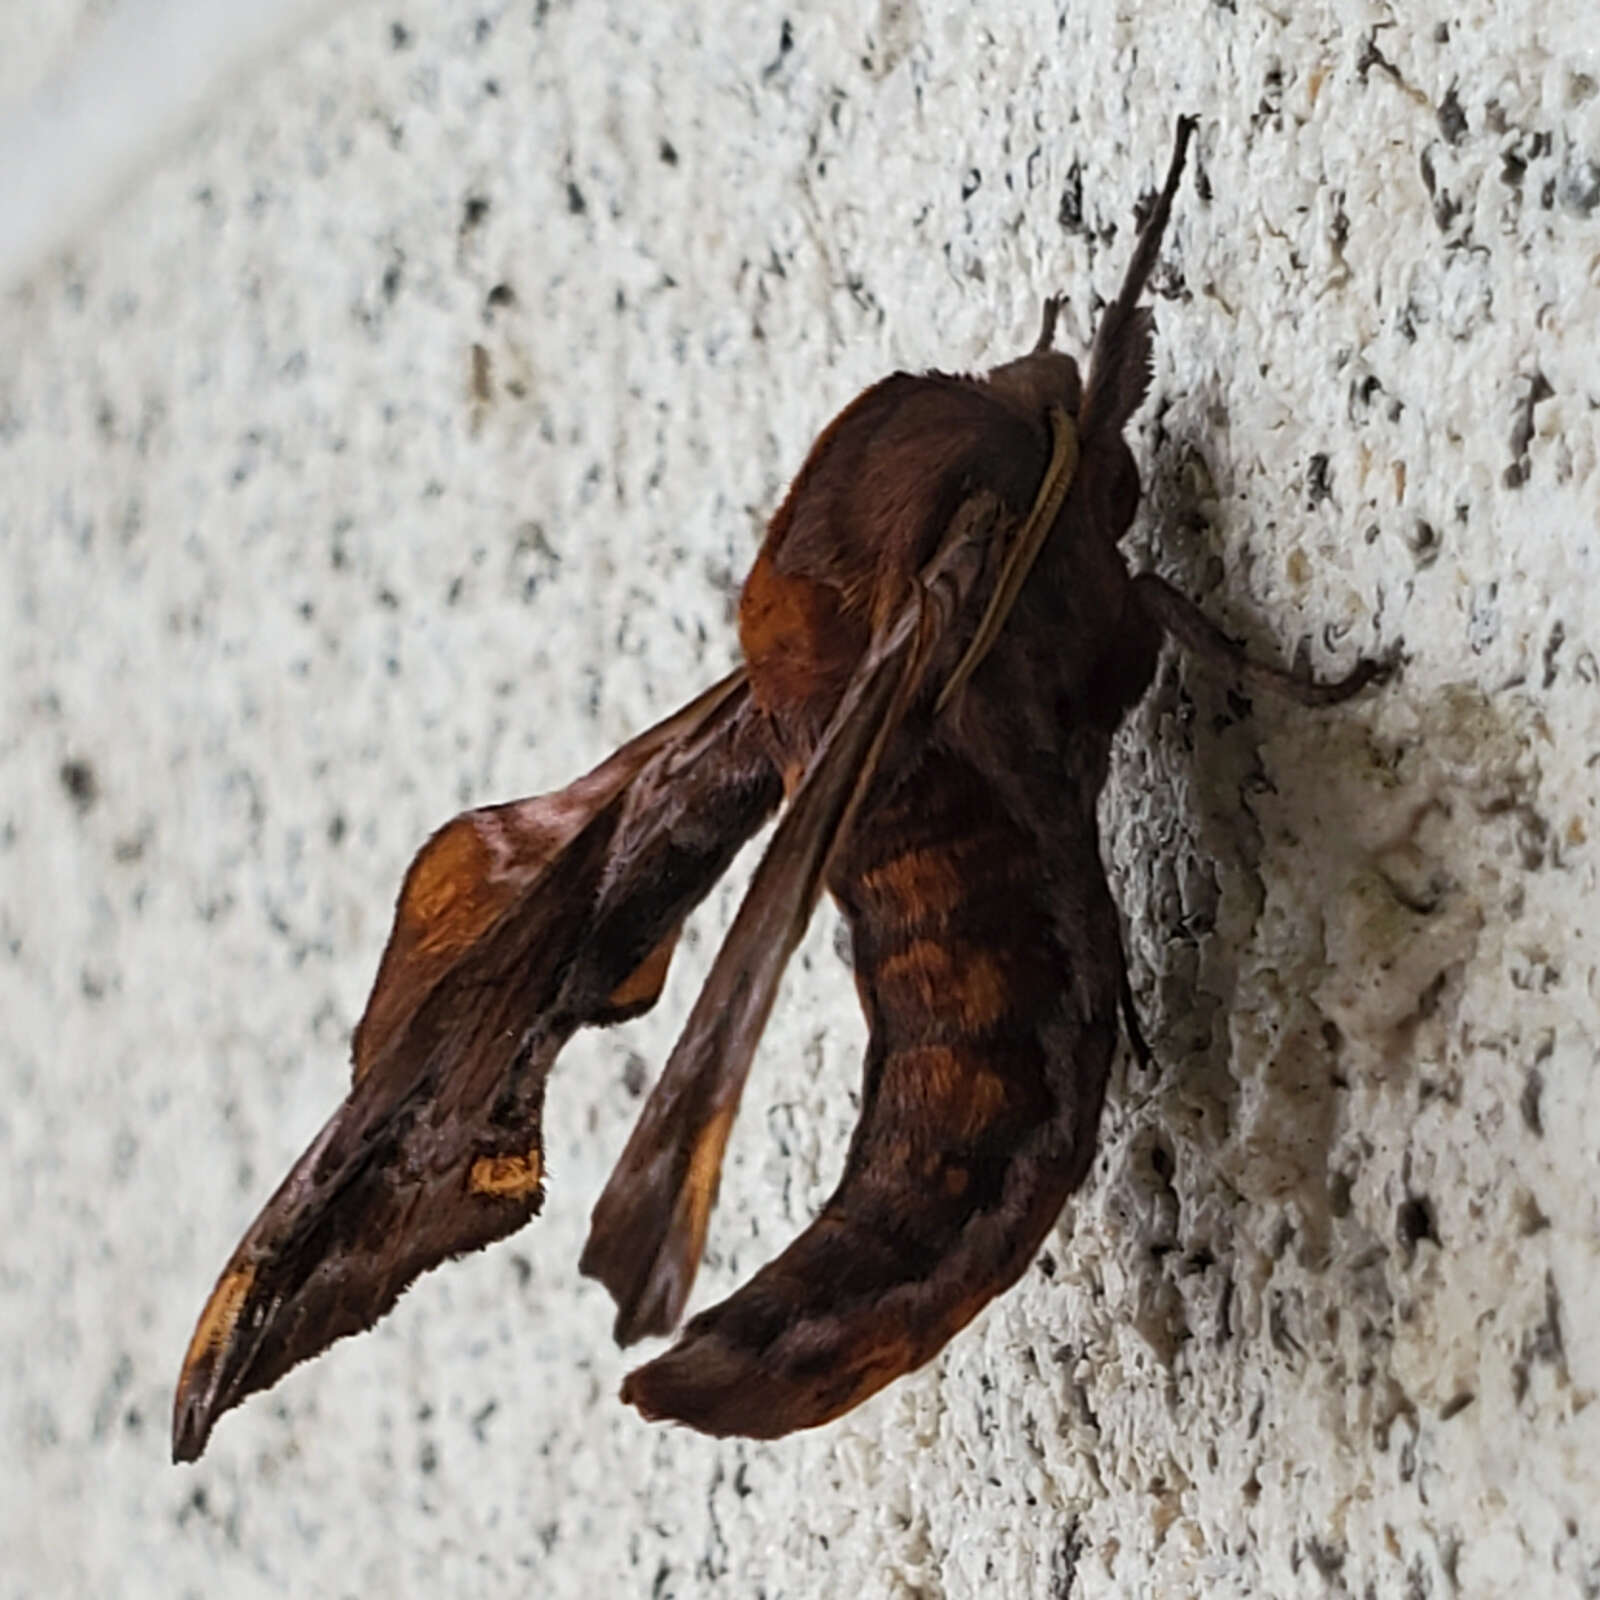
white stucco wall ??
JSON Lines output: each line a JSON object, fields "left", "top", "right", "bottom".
{"left": 3, "top": 2, "right": 1597, "bottom": 1595}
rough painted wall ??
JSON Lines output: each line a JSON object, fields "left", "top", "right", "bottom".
{"left": 3, "top": 2, "right": 1597, "bottom": 1595}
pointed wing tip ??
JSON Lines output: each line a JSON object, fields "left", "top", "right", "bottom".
{"left": 611, "top": 1301, "right": 673, "bottom": 1349}
{"left": 577, "top": 1233, "right": 690, "bottom": 1349}
{"left": 170, "top": 1379, "right": 217, "bottom": 1464}
{"left": 169, "top": 1261, "right": 258, "bottom": 1462}
{"left": 171, "top": 1318, "right": 251, "bottom": 1463}
{"left": 580, "top": 1160, "right": 720, "bottom": 1347}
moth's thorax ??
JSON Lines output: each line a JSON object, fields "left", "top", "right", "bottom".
{"left": 738, "top": 370, "right": 1059, "bottom": 776}
{"left": 979, "top": 348, "right": 1082, "bottom": 425}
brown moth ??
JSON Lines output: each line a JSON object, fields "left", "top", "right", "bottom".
{"left": 172, "top": 118, "right": 1386, "bottom": 1460}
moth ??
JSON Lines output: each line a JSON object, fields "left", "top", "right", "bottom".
{"left": 172, "top": 119, "right": 1385, "bottom": 1460}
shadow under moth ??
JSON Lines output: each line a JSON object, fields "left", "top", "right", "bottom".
{"left": 173, "top": 118, "right": 1387, "bottom": 1461}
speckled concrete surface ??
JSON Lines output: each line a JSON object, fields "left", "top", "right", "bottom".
{"left": 3, "top": 2, "right": 1598, "bottom": 1596}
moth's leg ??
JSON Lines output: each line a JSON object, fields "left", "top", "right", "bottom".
{"left": 1106, "top": 896, "right": 1151, "bottom": 1069}
{"left": 1119, "top": 967, "right": 1152, "bottom": 1069}
{"left": 1131, "top": 571, "right": 1392, "bottom": 707}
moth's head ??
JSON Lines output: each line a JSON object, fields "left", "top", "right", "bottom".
{"left": 980, "top": 347, "right": 1082, "bottom": 428}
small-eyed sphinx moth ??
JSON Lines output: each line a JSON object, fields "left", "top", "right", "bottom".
{"left": 173, "top": 118, "right": 1386, "bottom": 1460}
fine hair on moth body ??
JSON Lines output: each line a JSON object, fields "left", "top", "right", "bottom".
{"left": 172, "top": 116, "right": 1390, "bottom": 1461}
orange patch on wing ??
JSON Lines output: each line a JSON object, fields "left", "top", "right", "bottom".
{"left": 604, "top": 927, "right": 680, "bottom": 1015}
{"left": 676, "top": 1104, "right": 737, "bottom": 1260}
{"left": 469, "top": 1147, "right": 543, "bottom": 1199}
{"left": 181, "top": 1264, "right": 256, "bottom": 1374}
{"left": 401, "top": 817, "right": 504, "bottom": 953}
{"left": 354, "top": 817, "right": 513, "bottom": 1079}
{"left": 739, "top": 551, "right": 864, "bottom": 745}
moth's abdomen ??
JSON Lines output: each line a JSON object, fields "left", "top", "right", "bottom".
{"left": 622, "top": 754, "right": 1121, "bottom": 1437}
{"left": 841, "top": 767, "right": 1073, "bottom": 1181}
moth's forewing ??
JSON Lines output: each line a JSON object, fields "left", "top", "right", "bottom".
{"left": 173, "top": 675, "right": 778, "bottom": 1461}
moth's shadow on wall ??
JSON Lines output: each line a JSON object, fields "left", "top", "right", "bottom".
{"left": 1070, "top": 419, "right": 1484, "bottom": 1388}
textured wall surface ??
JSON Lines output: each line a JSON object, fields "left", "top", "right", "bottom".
{"left": 3, "top": 2, "right": 1597, "bottom": 1596}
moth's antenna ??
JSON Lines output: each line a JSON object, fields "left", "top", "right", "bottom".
{"left": 1078, "top": 116, "right": 1196, "bottom": 438}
